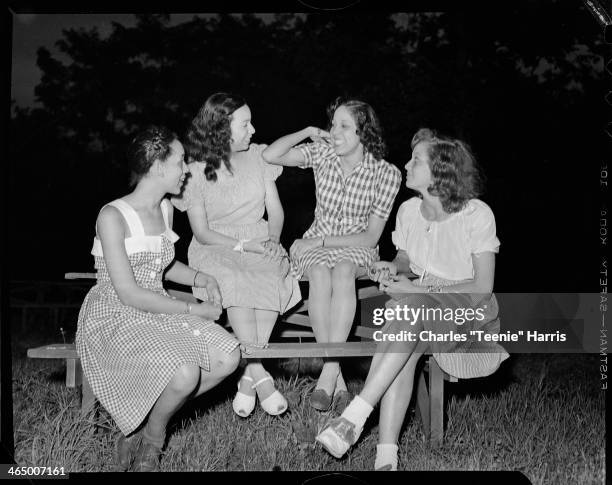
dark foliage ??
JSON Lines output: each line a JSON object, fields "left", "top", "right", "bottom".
{"left": 10, "top": 7, "right": 606, "bottom": 291}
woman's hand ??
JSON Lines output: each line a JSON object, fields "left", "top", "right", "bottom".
{"left": 290, "top": 237, "right": 321, "bottom": 258}
{"left": 368, "top": 261, "right": 398, "bottom": 282}
{"left": 191, "top": 301, "right": 223, "bottom": 321}
{"left": 263, "top": 240, "right": 288, "bottom": 260}
{"left": 243, "top": 236, "right": 270, "bottom": 254}
{"left": 379, "top": 273, "right": 424, "bottom": 294}
{"left": 204, "top": 278, "right": 222, "bottom": 306}
{"left": 308, "top": 126, "right": 332, "bottom": 145}
{"left": 194, "top": 272, "right": 222, "bottom": 306}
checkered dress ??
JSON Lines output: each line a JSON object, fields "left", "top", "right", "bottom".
{"left": 291, "top": 142, "right": 402, "bottom": 278}
{"left": 75, "top": 199, "right": 239, "bottom": 436}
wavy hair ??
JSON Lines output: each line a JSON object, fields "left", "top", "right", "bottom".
{"left": 410, "top": 128, "right": 484, "bottom": 213}
{"left": 184, "top": 92, "right": 247, "bottom": 182}
{"left": 127, "top": 125, "right": 177, "bottom": 186}
{"left": 327, "top": 97, "right": 387, "bottom": 160}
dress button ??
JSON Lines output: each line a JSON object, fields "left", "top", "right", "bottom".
{"left": 149, "top": 271, "right": 156, "bottom": 279}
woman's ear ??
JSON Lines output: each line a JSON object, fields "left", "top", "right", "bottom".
{"left": 152, "top": 159, "right": 165, "bottom": 178}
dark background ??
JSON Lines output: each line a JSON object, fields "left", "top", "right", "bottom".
{"left": 6, "top": 2, "right": 608, "bottom": 293}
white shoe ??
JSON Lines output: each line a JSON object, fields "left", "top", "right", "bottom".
{"left": 232, "top": 375, "right": 255, "bottom": 418}
{"left": 315, "top": 417, "right": 362, "bottom": 459}
{"left": 252, "top": 372, "right": 288, "bottom": 416}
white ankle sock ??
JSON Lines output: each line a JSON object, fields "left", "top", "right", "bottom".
{"left": 375, "top": 443, "right": 398, "bottom": 471}
{"left": 341, "top": 395, "right": 374, "bottom": 430}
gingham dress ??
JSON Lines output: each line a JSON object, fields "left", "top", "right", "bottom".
{"left": 291, "top": 142, "right": 402, "bottom": 278}
{"left": 75, "top": 198, "right": 239, "bottom": 436}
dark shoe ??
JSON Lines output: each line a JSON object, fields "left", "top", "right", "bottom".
{"left": 130, "top": 438, "right": 163, "bottom": 472}
{"left": 310, "top": 388, "right": 333, "bottom": 411}
{"left": 333, "top": 389, "right": 352, "bottom": 413}
{"left": 115, "top": 432, "right": 142, "bottom": 471}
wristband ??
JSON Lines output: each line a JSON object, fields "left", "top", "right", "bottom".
{"left": 192, "top": 270, "right": 200, "bottom": 287}
{"left": 427, "top": 285, "right": 442, "bottom": 293}
{"left": 184, "top": 302, "right": 193, "bottom": 314}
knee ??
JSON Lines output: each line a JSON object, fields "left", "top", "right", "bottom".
{"left": 331, "top": 262, "right": 357, "bottom": 288}
{"left": 308, "top": 264, "right": 331, "bottom": 285}
{"left": 216, "top": 348, "right": 241, "bottom": 376}
{"left": 170, "top": 364, "right": 200, "bottom": 394}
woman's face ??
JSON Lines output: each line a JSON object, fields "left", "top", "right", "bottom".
{"left": 330, "top": 105, "right": 362, "bottom": 157}
{"left": 229, "top": 104, "right": 255, "bottom": 152}
{"left": 161, "top": 139, "right": 187, "bottom": 195}
{"left": 405, "top": 141, "right": 433, "bottom": 192}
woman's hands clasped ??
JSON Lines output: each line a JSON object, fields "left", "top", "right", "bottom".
{"left": 290, "top": 237, "right": 322, "bottom": 258}
{"left": 262, "top": 239, "right": 288, "bottom": 260}
{"left": 368, "top": 261, "right": 398, "bottom": 282}
{"left": 190, "top": 301, "right": 223, "bottom": 321}
{"left": 378, "top": 273, "right": 423, "bottom": 294}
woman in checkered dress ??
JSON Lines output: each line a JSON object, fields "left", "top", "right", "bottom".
{"left": 315, "top": 128, "right": 509, "bottom": 470}
{"left": 262, "top": 98, "right": 402, "bottom": 411}
{"left": 76, "top": 126, "right": 240, "bottom": 472}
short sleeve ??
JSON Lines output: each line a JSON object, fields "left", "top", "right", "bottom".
{"left": 252, "top": 143, "right": 283, "bottom": 181}
{"left": 171, "top": 162, "right": 206, "bottom": 212}
{"left": 466, "top": 200, "right": 500, "bottom": 254}
{"left": 391, "top": 201, "right": 412, "bottom": 251}
{"left": 296, "top": 142, "right": 334, "bottom": 169}
{"left": 371, "top": 162, "right": 402, "bottom": 220}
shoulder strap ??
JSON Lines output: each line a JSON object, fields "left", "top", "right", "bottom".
{"left": 160, "top": 198, "right": 171, "bottom": 231}
{"left": 107, "top": 199, "right": 146, "bottom": 237}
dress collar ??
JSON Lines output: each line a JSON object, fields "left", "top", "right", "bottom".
{"left": 333, "top": 150, "right": 377, "bottom": 173}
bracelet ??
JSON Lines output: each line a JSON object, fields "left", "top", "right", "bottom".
{"left": 184, "top": 301, "right": 193, "bottom": 314}
{"left": 192, "top": 270, "right": 200, "bottom": 287}
{"left": 426, "top": 285, "right": 442, "bottom": 293}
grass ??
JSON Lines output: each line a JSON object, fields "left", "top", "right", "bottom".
{"left": 7, "top": 306, "right": 607, "bottom": 482}
{"left": 10, "top": 324, "right": 606, "bottom": 484}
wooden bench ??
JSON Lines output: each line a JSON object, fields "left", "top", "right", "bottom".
{"left": 26, "top": 272, "right": 459, "bottom": 447}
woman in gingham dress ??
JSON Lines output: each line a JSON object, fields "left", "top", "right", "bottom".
{"left": 263, "top": 98, "right": 401, "bottom": 411}
{"left": 315, "top": 128, "right": 509, "bottom": 470}
{"left": 76, "top": 126, "right": 240, "bottom": 472}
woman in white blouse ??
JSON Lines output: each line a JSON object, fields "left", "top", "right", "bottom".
{"left": 315, "top": 128, "right": 509, "bottom": 470}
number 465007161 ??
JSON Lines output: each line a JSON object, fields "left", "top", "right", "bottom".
{"left": 3, "top": 465, "right": 66, "bottom": 477}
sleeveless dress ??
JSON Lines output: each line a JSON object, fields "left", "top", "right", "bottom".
{"left": 171, "top": 144, "right": 301, "bottom": 313}
{"left": 75, "top": 198, "right": 239, "bottom": 436}
{"left": 384, "top": 197, "right": 510, "bottom": 379}
{"left": 290, "top": 142, "right": 402, "bottom": 278}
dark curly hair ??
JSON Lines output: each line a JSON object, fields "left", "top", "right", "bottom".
{"left": 410, "top": 128, "right": 484, "bottom": 214}
{"left": 127, "top": 125, "right": 178, "bottom": 186}
{"left": 184, "top": 92, "right": 247, "bottom": 182}
{"left": 326, "top": 97, "right": 387, "bottom": 160}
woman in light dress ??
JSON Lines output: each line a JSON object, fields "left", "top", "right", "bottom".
{"left": 315, "top": 128, "right": 509, "bottom": 470}
{"left": 172, "top": 93, "right": 301, "bottom": 417}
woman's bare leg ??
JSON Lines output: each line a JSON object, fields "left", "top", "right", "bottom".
{"left": 320, "top": 261, "right": 358, "bottom": 394}
{"left": 226, "top": 307, "right": 259, "bottom": 398}
{"left": 145, "top": 364, "right": 201, "bottom": 441}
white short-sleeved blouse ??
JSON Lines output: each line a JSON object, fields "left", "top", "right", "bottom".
{"left": 391, "top": 197, "right": 500, "bottom": 282}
